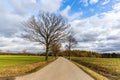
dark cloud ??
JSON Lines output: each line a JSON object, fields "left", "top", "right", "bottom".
{"left": 77, "top": 33, "right": 99, "bottom": 42}
{"left": 106, "top": 36, "right": 120, "bottom": 40}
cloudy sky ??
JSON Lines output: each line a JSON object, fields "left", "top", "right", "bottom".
{"left": 0, "top": 0, "right": 120, "bottom": 53}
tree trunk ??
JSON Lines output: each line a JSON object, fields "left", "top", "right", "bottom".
{"left": 45, "top": 44, "right": 49, "bottom": 61}
{"left": 69, "top": 52, "right": 71, "bottom": 60}
{"left": 55, "top": 53, "right": 57, "bottom": 58}
{"left": 68, "top": 44, "right": 71, "bottom": 60}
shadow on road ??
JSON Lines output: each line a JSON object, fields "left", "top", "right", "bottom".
{"left": 0, "top": 77, "right": 15, "bottom": 80}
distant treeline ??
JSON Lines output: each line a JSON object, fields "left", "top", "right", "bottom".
{"left": 102, "top": 53, "right": 120, "bottom": 58}
{"left": 0, "top": 52, "right": 42, "bottom": 56}
{"left": 59, "top": 50, "right": 120, "bottom": 58}
{"left": 60, "top": 50, "right": 101, "bottom": 58}
{"left": 0, "top": 51, "right": 120, "bottom": 58}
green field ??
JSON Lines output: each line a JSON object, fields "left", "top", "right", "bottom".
{"left": 72, "top": 57, "right": 120, "bottom": 80}
{"left": 0, "top": 55, "right": 52, "bottom": 77}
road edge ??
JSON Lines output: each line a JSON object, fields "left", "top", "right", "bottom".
{"left": 72, "top": 61, "right": 109, "bottom": 80}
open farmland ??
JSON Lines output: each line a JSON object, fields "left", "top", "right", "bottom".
{"left": 0, "top": 55, "right": 52, "bottom": 77}
{"left": 72, "top": 57, "right": 120, "bottom": 80}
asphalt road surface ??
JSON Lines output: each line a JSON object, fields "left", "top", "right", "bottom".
{"left": 15, "top": 57, "right": 94, "bottom": 80}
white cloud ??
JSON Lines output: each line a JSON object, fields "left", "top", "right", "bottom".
{"left": 0, "top": 0, "right": 63, "bottom": 53}
{"left": 90, "top": 0, "right": 99, "bottom": 4}
{"left": 38, "top": 0, "right": 63, "bottom": 12}
{"left": 61, "top": 6, "right": 71, "bottom": 17}
{"left": 80, "top": 0, "right": 99, "bottom": 6}
{"left": 11, "top": 0, "right": 38, "bottom": 16}
{"left": 0, "top": 0, "right": 63, "bottom": 37}
{"left": 11, "top": 0, "right": 63, "bottom": 16}
{"left": 102, "top": 0, "right": 110, "bottom": 5}
{"left": 112, "top": 2, "right": 120, "bottom": 11}
{"left": 0, "top": 36, "right": 44, "bottom": 52}
{"left": 0, "top": 11, "right": 24, "bottom": 36}
{"left": 70, "top": 2, "right": 120, "bottom": 52}
{"left": 80, "top": 0, "right": 89, "bottom": 6}
{"left": 61, "top": 5, "right": 83, "bottom": 21}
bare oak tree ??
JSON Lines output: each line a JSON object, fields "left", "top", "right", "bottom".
{"left": 22, "top": 12, "right": 69, "bottom": 61}
{"left": 66, "top": 33, "right": 77, "bottom": 59}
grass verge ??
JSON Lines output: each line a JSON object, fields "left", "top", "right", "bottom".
{"left": 0, "top": 55, "right": 54, "bottom": 77}
{"left": 72, "top": 61, "right": 109, "bottom": 80}
{"left": 72, "top": 57, "right": 120, "bottom": 80}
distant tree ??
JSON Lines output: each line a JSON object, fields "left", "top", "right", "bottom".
{"left": 66, "top": 33, "right": 77, "bottom": 59}
{"left": 22, "top": 12, "right": 69, "bottom": 61}
{"left": 112, "top": 53, "right": 117, "bottom": 58}
{"left": 62, "top": 50, "right": 101, "bottom": 58}
{"left": 22, "top": 49, "right": 27, "bottom": 54}
{"left": 0, "top": 49, "right": 2, "bottom": 52}
{"left": 50, "top": 42, "right": 61, "bottom": 58}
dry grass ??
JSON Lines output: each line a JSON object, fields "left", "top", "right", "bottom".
{"left": 73, "top": 61, "right": 109, "bottom": 80}
{"left": 0, "top": 55, "right": 54, "bottom": 77}
{"left": 72, "top": 57, "right": 120, "bottom": 80}
{"left": 0, "top": 61, "right": 53, "bottom": 77}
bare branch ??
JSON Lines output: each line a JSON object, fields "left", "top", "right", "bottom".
{"left": 22, "top": 12, "right": 69, "bottom": 61}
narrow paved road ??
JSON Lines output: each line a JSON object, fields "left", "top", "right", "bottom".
{"left": 15, "top": 57, "right": 94, "bottom": 80}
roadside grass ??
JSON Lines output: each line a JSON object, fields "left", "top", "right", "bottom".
{"left": 71, "top": 57, "right": 120, "bottom": 80}
{"left": 0, "top": 55, "right": 53, "bottom": 77}
{"left": 72, "top": 61, "right": 109, "bottom": 80}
